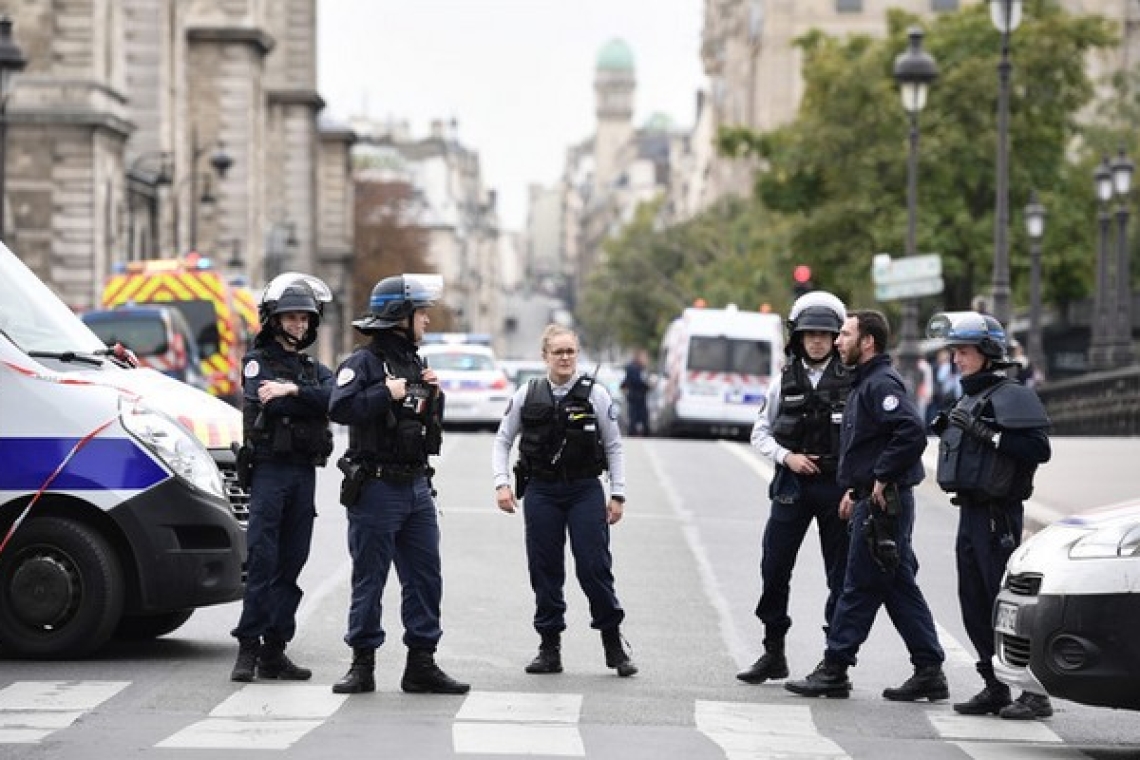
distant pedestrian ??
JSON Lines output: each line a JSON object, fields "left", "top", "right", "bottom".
{"left": 785, "top": 310, "right": 946, "bottom": 702}
{"left": 927, "top": 311, "right": 1053, "bottom": 720}
{"left": 620, "top": 348, "right": 651, "bottom": 436}
{"left": 737, "top": 291, "right": 850, "bottom": 686}
{"left": 492, "top": 324, "right": 636, "bottom": 677}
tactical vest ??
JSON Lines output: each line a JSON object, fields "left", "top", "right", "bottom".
{"left": 770, "top": 358, "right": 850, "bottom": 471}
{"left": 936, "top": 378, "right": 1048, "bottom": 500}
{"left": 346, "top": 344, "right": 442, "bottom": 466}
{"left": 518, "top": 375, "right": 606, "bottom": 480}
{"left": 242, "top": 349, "right": 333, "bottom": 465}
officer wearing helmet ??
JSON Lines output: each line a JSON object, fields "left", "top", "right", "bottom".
{"left": 737, "top": 291, "right": 851, "bottom": 686}
{"left": 327, "top": 273, "right": 469, "bottom": 696}
{"left": 927, "top": 311, "right": 1053, "bottom": 720}
{"left": 230, "top": 272, "right": 335, "bottom": 683}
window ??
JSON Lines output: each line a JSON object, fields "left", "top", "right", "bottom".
{"left": 836, "top": 0, "right": 862, "bottom": 12}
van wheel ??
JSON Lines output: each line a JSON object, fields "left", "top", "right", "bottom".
{"left": 115, "top": 609, "right": 194, "bottom": 640}
{"left": 0, "top": 517, "right": 124, "bottom": 659}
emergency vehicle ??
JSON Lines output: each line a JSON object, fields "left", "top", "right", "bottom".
{"left": 652, "top": 304, "right": 784, "bottom": 439}
{"left": 0, "top": 244, "right": 247, "bottom": 658}
{"left": 102, "top": 254, "right": 248, "bottom": 405}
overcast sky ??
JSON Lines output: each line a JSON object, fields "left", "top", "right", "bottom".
{"left": 316, "top": 0, "right": 707, "bottom": 230}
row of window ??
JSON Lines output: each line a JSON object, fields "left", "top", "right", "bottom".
{"left": 837, "top": 0, "right": 959, "bottom": 11}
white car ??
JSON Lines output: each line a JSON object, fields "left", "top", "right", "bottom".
{"left": 993, "top": 499, "right": 1140, "bottom": 711}
{"left": 420, "top": 343, "right": 512, "bottom": 430}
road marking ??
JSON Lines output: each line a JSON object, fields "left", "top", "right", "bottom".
{"left": 453, "top": 691, "right": 584, "bottom": 756}
{"left": 695, "top": 701, "right": 849, "bottom": 759}
{"left": 156, "top": 683, "right": 346, "bottom": 750}
{"left": 0, "top": 681, "right": 127, "bottom": 744}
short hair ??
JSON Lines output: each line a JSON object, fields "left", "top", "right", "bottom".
{"left": 851, "top": 310, "right": 890, "bottom": 354}
{"left": 540, "top": 323, "right": 578, "bottom": 354}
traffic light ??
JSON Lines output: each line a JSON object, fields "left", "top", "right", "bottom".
{"left": 792, "top": 264, "right": 814, "bottom": 297}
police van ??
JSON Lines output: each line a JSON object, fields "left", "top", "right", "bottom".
{"left": 0, "top": 244, "right": 247, "bottom": 658}
{"left": 652, "top": 304, "right": 784, "bottom": 439}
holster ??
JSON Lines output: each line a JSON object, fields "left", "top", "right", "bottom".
{"left": 233, "top": 442, "right": 254, "bottom": 490}
{"left": 513, "top": 460, "right": 530, "bottom": 499}
{"left": 337, "top": 456, "right": 369, "bottom": 507}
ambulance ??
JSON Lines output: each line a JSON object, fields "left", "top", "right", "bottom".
{"left": 652, "top": 304, "right": 785, "bottom": 439}
{"left": 102, "top": 254, "right": 248, "bottom": 406}
{"left": 0, "top": 244, "right": 247, "bottom": 658}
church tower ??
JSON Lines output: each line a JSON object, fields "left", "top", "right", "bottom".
{"left": 593, "top": 38, "right": 636, "bottom": 193}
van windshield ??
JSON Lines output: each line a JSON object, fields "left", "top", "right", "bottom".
{"left": 0, "top": 246, "right": 108, "bottom": 355}
{"left": 689, "top": 336, "right": 772, "bottom": 376}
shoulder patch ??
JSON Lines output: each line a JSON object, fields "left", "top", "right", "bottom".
{"left": 336, "top": 367, "right": 356, "bottom": 387}
{"left": 881, "top": 394, "right": 900, "bottom": 412}
{"left": 243, "top": 359, "right": 260, "bottom": 378}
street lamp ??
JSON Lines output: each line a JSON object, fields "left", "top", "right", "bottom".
{"left": 0, "top": 15, "right": 27, "bottom": 242}
{"left": 1024, "top": 191, "right": 1046, "bottom": 379}
{"left": 1110, "top": 147, "right": 1134, "bottom": 367}
{"left": 126, "top": 151, "right": 172, "bottom": 260}
{"left": 177, "top": 126, "right": 233, "bottom": 253}
{"left": 893, "top": 26, "right": 938, "bottom": 396}
{"left": 1089, "top": 156, "right": 1114, "bottom": 369}
{"left": 989, "top": 0, "right": 1022, "bottom": 328}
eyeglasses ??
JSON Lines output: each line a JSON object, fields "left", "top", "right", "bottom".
{"left": 547, "top": 348, "right": 577, "bottom": 357}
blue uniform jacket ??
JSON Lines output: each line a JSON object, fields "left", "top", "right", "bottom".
{"left": 837, "top": 353, "right": 926, "bottom": 492}
{"left": 243, "top": 342, "right": 334, "bottom": 421}
{"left": 328, "top": 336, "right": 444, "bottom": 427}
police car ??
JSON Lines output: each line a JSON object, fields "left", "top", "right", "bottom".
{"left": 993, "top": 499, "right": 1140, "bottom": 711}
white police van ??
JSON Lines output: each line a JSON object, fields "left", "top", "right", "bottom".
{"left": 0, "top": 244, "right": 247, "bottom": 658}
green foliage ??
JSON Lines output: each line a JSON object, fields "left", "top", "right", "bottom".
{"left": 582, "top": 1, "right": 1125, "bottom": 352}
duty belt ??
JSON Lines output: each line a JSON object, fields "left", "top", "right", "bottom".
{"left": 372, "top": 463, "right": 428, "bottom": 484}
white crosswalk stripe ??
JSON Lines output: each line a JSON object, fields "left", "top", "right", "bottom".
{"left": 696, "top": 701, "right": 848, "bottom": 760}
{"left": 453, "top": 691, "right": 584, "bottom": 756}
{"left": 0, "top": 681, "right": 128, "bottom": 744}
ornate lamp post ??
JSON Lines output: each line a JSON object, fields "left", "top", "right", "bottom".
{"left": 893, "top": 26, "right": 938, "bottom": 395}
{"left": 1024, "top": 191, "right": 1046, "bottom": 379}
{"left": 1089, "top": 157, "right": 1114, "bottom": 369}
{"left": 1110, "top": 147, "right": 1134, "bottom": 367}
{"left": 989, "top": 0, "right": 1022, "bottom": 328}
{"left": 173, "top": 127, "right": 233, "bottom": 253}
{"left": 0, "top": 15, "right": 27, "bottom": 242}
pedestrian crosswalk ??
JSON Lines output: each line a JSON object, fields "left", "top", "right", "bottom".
{"left": 0, "top": 679, "right": 1097, "bottom": 757}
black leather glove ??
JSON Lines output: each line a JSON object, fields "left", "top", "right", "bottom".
{"left": 930, "top": 412, "right": 948, "bottom": 436}
{"left": 948, "top": 408, "right": 998, "bottom": 445}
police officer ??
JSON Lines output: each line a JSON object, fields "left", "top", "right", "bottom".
{"left": 927, "top": 311, "right": 1053, "bottom": 720}
{"left": 491, "top": 324, "right": 636, "bottom": 677}
{"left": 230, "top": 273, "right": 335, "bottom": 683}
{"left": 328, "top": 273, "right": 469, "bottom": 696}
{"left": 786, "top": 310, "right": 947, "bottom": 701}
{"left": 737, "top": 292, "right": 851, "bottom": 685}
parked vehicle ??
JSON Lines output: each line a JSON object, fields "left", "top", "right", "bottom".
{"left": 81, "top": 304, "right": 206, "bottom": 389}
{"left": 102, "top": 253, "right": 249, "bottom": 405}
{"left": 421, "top": 342, "right": 512, "bottom": 430}
{"left": 651, "top": 304, "right": 784, "bottom": 439}
{"left": 993, "top": 499, "right": 1140, "bottom": 711}
{"left": 499, "top": 358, "right": 547, "bottom": 390}
{"left": 0, "top": 244, "right": 247, "bottom": 658}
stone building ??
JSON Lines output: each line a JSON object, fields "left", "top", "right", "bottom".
{"left": 3, "top": 0, "right": 354, "bottom": 365}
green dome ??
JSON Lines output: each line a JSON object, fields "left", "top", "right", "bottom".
{"left": 596, "top": 38, "right": 634, "bottom": 72}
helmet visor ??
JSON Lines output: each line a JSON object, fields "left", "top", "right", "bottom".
{"left": 926, "top": 311, "right": 991, "bottom": 344}
{"left": 405, "top": 273, "right": 443, "bottom": 308}
{"left": 261, "top": 272, "right": 334, "bottom": 306}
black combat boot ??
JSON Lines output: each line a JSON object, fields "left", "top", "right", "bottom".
{"left": 784, "top": 659, "right": 851, "bottom": 698}
{"left": 230, "top": 638, "right": 261, "bottom": 683}
{"left": 882, "top": 664, "right": 949, "bottom": 702}
{"left": 999, "top": 691, "right": 1053, "bottom": 720}
{"left": 332, "top": 648, "right": 376, "bottom": 694}
{"left": 525, "top": 632, "right": 563, "bottom": 674}
{"left": 257, "top": 640, "right": 312, "bottom": 681}
{"left": 953, "top": 664, "right": 1012, "bottom": 715}
{"left": 601, "top": 627, "right": 638, "bottom": 677}
{"left": 736, "top": 638, "right": 789, "bottom": 684}
{"left": 400, "top": 648, "right": 470, "bottom": 694}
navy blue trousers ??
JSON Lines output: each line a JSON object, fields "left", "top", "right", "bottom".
{"left": 957, "top": 498, "right": 1022, "bottom": 666}
{"left": 825, "top": 489, "right": 944, "bottom": 669}
{"left": 232, "top": 460, "right": 316, "bottom": 644}
{"left": 523, "top": 478, "right": 624, "bottom": 635}
{"left": 343, "top": 476, "right": 443, "bottom": 651}
{"left": 755, "top": 477, "right": 848, "bottom": 640}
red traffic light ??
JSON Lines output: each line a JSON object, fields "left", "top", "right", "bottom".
{"left": 793, "top": 264, "right": 812, "bottom": 284}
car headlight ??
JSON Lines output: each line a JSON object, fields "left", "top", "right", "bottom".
{"left": 120, "top": 398, "right": 226, "bottom": 500}
{"left": 1069, "top": 523, "right": 1140, "bottom": 559}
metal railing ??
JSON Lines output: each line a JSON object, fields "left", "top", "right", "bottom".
{"left": 1038, "top": 364, "right": 1140, "bottom": 436}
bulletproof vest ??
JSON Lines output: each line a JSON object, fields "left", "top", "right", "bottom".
{"left": 347, "top": 344, "right": 441, "bottom": 466}
{"left": 518, "top": 375, "right": 606, "bottom": 480}
{"left": 936, "top": 378, "right": 1049, "bottom": 500}
{"left": 243, "top": 348, "right": 333, "bottom": 465}
{"left": 771, "top": 358, "right": 850, "bottom": 469}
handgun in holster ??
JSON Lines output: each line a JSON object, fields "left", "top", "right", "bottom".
{"left": 513, "top": 460, "right": 530, "bottom": 500}
{"left": 337, "top": 455, "right": 369, "bottom": 508}
{"left": 232, "top": 441, "right": 254, "bottom": 490}
{"left": 864, "top": 483, "right": 901, "bottom": 573}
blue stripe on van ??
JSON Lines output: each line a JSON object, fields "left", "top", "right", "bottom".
{"left": 0, "top": 437, "right": 168, "bottom": 492}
